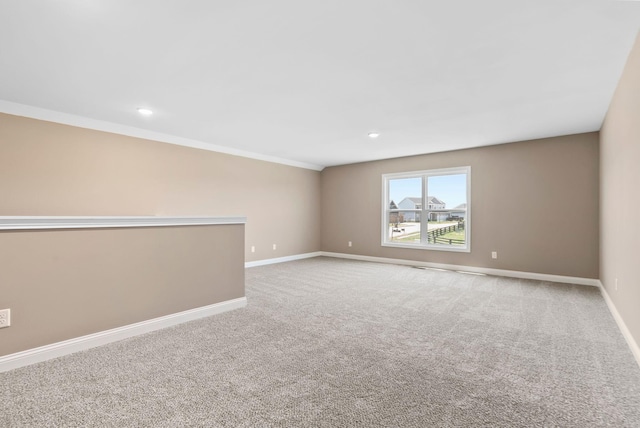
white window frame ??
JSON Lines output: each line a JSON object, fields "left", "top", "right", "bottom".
{"left": 381, "top": 166, "right": 471, "bottom": 252}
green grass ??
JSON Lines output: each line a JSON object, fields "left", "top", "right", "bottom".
{"left": 392, "top": 231, "right": 420, "bottom": 242}
{"left": 390, "top": 224, "right": 466, "bottom": 244}
{"left": 391, "top": 229, "right": 465, "bottom": 245}
{"left": 439, "top": 230, "right": 465, "bottom": 240}
{"left": 434, "top": 228, "right": 465, "bottom": 244}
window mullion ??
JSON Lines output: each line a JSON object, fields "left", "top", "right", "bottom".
{"left": 421, "top": 175, "right": 428, "bottom": 245}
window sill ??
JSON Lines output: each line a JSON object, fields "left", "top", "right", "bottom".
{"left": 381, "top": 241, "right": 471, "bottom": 253}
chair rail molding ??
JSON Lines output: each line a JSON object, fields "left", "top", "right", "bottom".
{"left": 0, "top": 216, "right": 247, "bottom": 230}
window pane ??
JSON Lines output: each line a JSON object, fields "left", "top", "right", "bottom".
{"left": 382, "top": 167, "right": 470, "bottom": 252}
{"left": 388, "top": 177, "right": 421, "bottom": 243}
{"left": 426, "top": 174, "right": 467, "bottom": 246}
{"left": 389, "top": 212, "right": 421, "bottom": 243}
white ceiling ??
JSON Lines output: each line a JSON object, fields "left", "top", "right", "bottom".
{"left": 1, "top": 1, "right": 639, "bottom": 170}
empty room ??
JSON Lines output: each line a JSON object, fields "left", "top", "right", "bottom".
{"left": 1, "top": 1, "right": 639, "bottom": 426}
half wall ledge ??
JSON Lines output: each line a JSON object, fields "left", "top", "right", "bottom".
{"left": 0, "top": 216, "right": 247, "bottom": 230}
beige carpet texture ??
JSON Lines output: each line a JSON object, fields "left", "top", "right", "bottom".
{"left": 2, "top": 257, "right": 639, "bottom": 427}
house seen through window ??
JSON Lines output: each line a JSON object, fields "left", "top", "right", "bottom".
{"left": 382, "top": 167, "right": 470, "bottom": 252}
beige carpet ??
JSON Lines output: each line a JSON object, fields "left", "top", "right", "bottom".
{"left": 1, "top": 257, "right": 639, "bottom": 427}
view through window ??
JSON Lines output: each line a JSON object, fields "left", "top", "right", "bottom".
{"left": 382, "top": 167, "right": 470, "bottom": 251}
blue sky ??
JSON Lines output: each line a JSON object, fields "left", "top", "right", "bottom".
{"left": 389, "top": 174, "right": 466, "bottom": 209}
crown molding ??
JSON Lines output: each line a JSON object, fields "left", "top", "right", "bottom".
{"left": 0, "top": 100, "right": 324, "bottom": 171}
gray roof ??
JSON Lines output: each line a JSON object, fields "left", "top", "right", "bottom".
{"left": 400, "top": 196, "right": 446, "bottom": 206}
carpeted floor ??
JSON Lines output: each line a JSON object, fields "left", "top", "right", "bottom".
{"left": 1, "top": 257, "right": 639, "bottom": 427}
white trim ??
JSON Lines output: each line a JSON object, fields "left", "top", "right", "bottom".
{"left": 320, "top": 252, "right": 600, "bottom": 286}
{"left": 598, "top": 281, "right": 640, "bottom": 368}
{"left": 245, "top": 252, "right": 322, "bottom": 268}
{"left": 0, "top": 297, "right": 247, "bottom": 373}
{"left": 381, "top": 241, "right": 471, "bottom": 253}
{"left": 0, "top": 216, "right": 246, "bottom": 230}
{"left": 382, "top": 166, "right": 472, "bottom": 179}
{"left": 0, "top": 100, "right": 324, "bottom": 172}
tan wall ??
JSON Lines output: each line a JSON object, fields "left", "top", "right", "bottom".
{"left": 321, "top": 133, "right": 600, "bottom": 279}
{"left": 0, "top": 112, "right": 320, "bottom": 356}
{"left": 0, "top": 113, "right": 322, "bottom": 261}
{"left": 600, "top": 32, "right": 640, "bottom": 346}
{"left": 0, "top": 224, "right": 244, "bottom": 356}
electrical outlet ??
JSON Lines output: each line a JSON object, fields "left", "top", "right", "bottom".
{"left": 348, "top": 241, "right": 352, "bottom": 247}
{"left": 251, "top": 246, "right": 255, "bottom": 253}
{"left": 0, "top": 309, "right": 10, "bottom": 328}
{"left": 273, "top": 244, "right": 277, "bottom": 250}
{"left": 491, "top": 251, "right": 498, "bottom": 259}
{"left": 615, "top": 278, "right": 618, "bottom": 291}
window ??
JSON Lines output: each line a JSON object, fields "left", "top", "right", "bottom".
{"left": 382, "top": 166, "right": 470, "bottom": 252}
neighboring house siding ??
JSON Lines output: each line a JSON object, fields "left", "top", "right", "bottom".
{"left": 429, "top": 212, "right": 449, "bottom": 221}
{"left": 396, "top": 196, "right": 466, "bottom": 222}
{"left": 428, "top": 197, "right": 445, "bottom": 210}
{"left": 397, "top": 197, "right": 420, "bottom": 221}
{"left": 398, "top": 196, "right": 448, "bottom": 222}
{"left": 450, "top": 203, "right": 467, "bottom": 220}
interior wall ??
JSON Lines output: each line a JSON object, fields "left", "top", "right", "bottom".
{"left": 0, "top": 224, "right": 245, "bottom": 356}
{"left": 321, "top": 133, "right": 599, "bottom": 279}
{"left": 0, "top": 112, "right": 321, "bottom": 356}
{"left": 600, "top": 32, "right": 640, "bottom": 347}
{"left": 0, "top": 113, "right": 322, "bottom": 261}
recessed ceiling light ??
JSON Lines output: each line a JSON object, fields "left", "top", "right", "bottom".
{"left": 368, "top": 132, "right": 380, "bottom": 138}
{"left": 137, "top": 108, "right": 153, "bottom": 116}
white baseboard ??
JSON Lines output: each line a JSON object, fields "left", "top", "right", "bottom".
{"left": 321, "top": 252, "right": 640, "bottom": 367}
{"left": 598, "top": 282, "right": 640, "bottom": 369}
{"left": 245, "top": 251, "right": 322, "bottom": 268}
{"left": 0, "top": 297, "right": 247, "bottom": 373}
{"left": 319, "top": 252, "right": 601, "bottom": 287}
